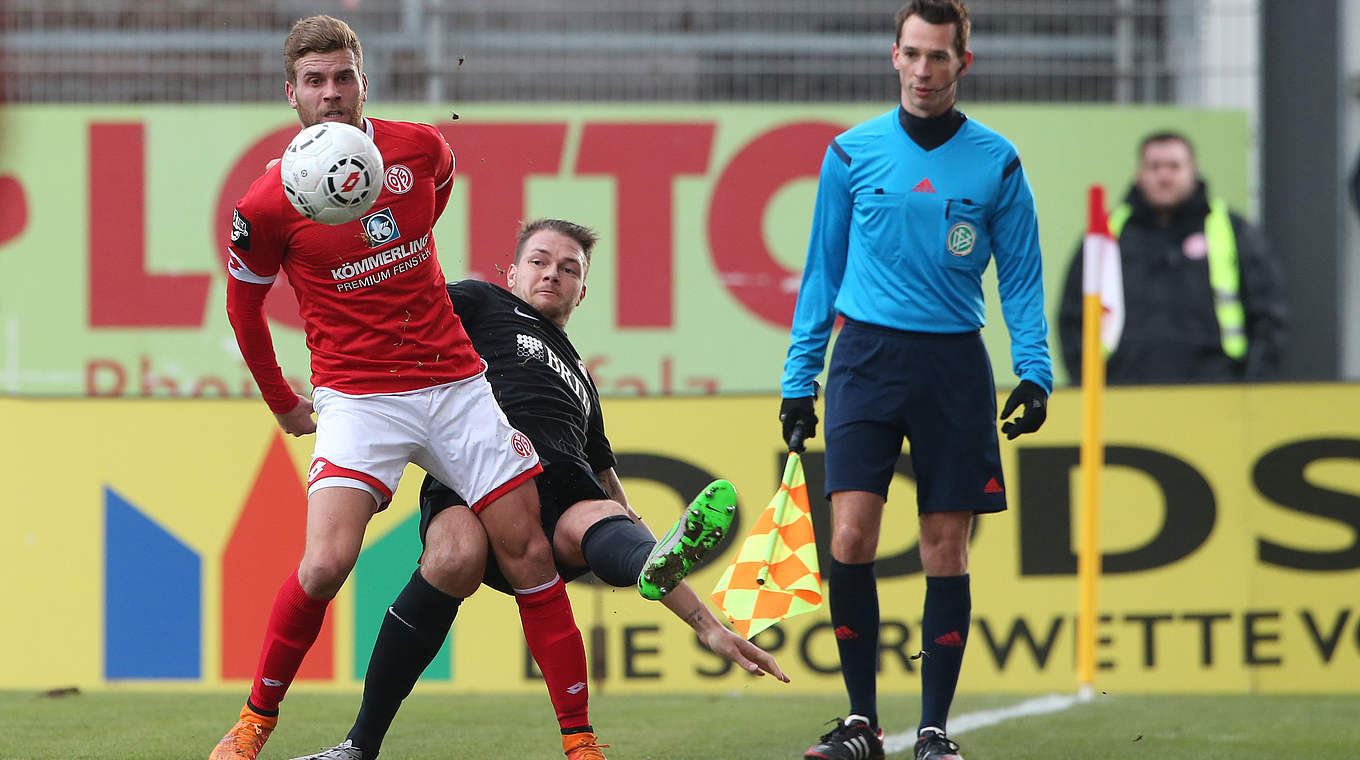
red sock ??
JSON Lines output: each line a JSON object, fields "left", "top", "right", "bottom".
{"left": 515, "top": 576, "right": 590, "bottom": 731}
{"left": 248, "top": 569, "right": 329, "bottom": 713}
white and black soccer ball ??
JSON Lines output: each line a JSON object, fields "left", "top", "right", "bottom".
{"left": 279, "top": 122, "right": 384, "bottom": 225}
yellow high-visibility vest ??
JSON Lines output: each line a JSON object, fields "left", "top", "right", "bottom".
{"left": 1107, "top": 200, "right": 1247, "bottom": 360}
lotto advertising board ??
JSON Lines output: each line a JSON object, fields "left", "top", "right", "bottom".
{"left": 4, "top": 385, "right": 1359, "bottom": 695}
{"left": 0, "top": 104, "right": 1246, "bottom": 397}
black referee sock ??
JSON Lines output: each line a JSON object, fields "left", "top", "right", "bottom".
{"left": 919, "top": 573, "right": 971, "bottom": 734}
{"left": 580, "top": 514, "right": 656, "bottom": 587}
{"left": 828, "top": 558, "right": 880, "bottom": 727}
{"left": 348, "top": 569, "right": 463, "bottom": 757}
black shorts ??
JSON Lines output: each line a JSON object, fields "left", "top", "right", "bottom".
{"left": 823, "top": 317, "right": 1006, "bottom": 514}
{"left": 419, "top": 461, "right": 609, "bottom": 594}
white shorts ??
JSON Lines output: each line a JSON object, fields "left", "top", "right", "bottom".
{"left": 307, "top": 371, "right": 541, "bottom": 512}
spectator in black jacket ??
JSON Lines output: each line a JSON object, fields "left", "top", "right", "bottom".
{"left": 1059, "top": 131, "right": 1285, "bottom": 384}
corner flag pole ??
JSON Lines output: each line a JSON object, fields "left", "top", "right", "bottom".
{"left": 1076, "top": 185, "right": 1112, "bottom": 697}
{"left": 755, "top": 452, "right": 798, "bottom": 587}
{"left": 758, "top": 424, "right": 807, "bottom": 586}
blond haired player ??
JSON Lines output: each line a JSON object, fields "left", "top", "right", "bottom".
{"left": 211, "top": 15, "right": 600, "bottom": 760}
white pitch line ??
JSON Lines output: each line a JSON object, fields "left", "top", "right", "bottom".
{"left": 882, "top": 693, "right": 1085, "bottom": 754}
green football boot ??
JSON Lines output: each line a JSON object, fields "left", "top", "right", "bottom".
{"left": 637, "top": 479, "right": 737, "bottom": 601}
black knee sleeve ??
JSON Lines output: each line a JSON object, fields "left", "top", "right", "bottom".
{"left": 580, "top": 514, "right": 656, "bottom": 587}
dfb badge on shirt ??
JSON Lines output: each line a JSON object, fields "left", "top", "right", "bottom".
{"left": 360, "top": 207, "right": 400, "bottom": 248}
{"left": 947, "top": 222, "right": 976, "bottom": 257}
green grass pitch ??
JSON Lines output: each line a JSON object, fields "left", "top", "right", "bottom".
{"left": 3, "top": 690, "right": 1358, "bottom": 759}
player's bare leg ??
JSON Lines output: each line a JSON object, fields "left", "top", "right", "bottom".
{"left": 210, "top": 486, "right": 373, "bottom": 760}
{"left": 548, "top": 480, "right": 736, "bottom": 601}
{"left": 293, "top": 508, "right": 487, "bottom": 760}
{"left": 551, "top": 499, "right": 628, "bottom": 567}
{"left": 479, "top": 480, "right": 603, "bottom": 758}
{"left": 297, "top": 486, "right": 377, "bottom": 595}
{"left": 420, "top": 505, "right": 489, "bottom": 598}
{"left": 478, "top": 480, "right": 557, "bottom": 587}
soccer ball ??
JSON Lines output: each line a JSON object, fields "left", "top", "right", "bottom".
{"left": 279, "top": 122, "right": 384, "bottom": 225}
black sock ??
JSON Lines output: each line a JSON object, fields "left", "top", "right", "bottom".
{"left": 828, "top": 558, "right": 879, "bottom": 727}
{"left": 919, "top": 574, "right": 970, "bottom": 734}
{"left": 347, "top": 569, "right": 462, "bottom": 757}
{"left": 580, "top": 514, "right": 656, "bottom": 586}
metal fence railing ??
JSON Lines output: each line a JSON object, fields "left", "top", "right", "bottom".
{"left": 0, "top": 0, "right": 1257, "bottom": 106}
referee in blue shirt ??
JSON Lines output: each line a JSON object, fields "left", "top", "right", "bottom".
{"left": 780, "top": 3, "right": 1051, "bottom": 760}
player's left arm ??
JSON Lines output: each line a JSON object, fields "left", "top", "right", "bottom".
{"left": 426, "top": 125, "right": 455, "bottom": 222}
{"left": 596, "top": 467, "right": 645, "bottom": 524}
{"left": 661, "top": 583, "right": 789, "bottom": 682}
{"left": 989, "top": 152, "right": 1054, "bottom": 394}
{"left": 585, "top": 398, "right": 631, "bottom": 513}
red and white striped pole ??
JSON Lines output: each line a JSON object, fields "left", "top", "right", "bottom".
{"left": 1076, "top": 184, "right": 1116, "bottom": 698}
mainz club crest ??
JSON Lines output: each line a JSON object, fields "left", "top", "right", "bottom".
{"left": 384, "top": 164, "right": 413, "bottom": 194}
{"left": 511, "top": 432, "right": 534, "bottom": 458}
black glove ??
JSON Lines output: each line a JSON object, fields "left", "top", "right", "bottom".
{"left": 779, "top": 387, "right": 819, "bottom": 453}
{"left": 999, "top": 379, "right": 1048, "bottom": 440}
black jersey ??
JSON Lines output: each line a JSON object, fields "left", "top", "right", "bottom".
{"left": 446, "top": 279, "right": 615, "bottom": 475}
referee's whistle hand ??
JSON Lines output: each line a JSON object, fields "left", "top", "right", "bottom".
{"left": 1000, "top": 380, "right": 1047, "bottom": 440}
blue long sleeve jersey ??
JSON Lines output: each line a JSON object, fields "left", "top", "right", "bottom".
{"left": 781, "top": 108, "right": 1053, "bottom": 397}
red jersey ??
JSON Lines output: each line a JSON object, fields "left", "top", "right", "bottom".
{"left": 226, "top": 117, "right": 481, "bottom": 412}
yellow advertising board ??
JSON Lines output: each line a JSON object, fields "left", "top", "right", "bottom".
{"left": 4, "top": 385, "right": 1358, "bottom": 694}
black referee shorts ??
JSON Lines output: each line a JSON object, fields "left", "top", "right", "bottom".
{"left": 824, "top": 317, "right": 1007, "bottom": 514}
{"left": 418, "top": 460, "right": 608, "bottom": 594}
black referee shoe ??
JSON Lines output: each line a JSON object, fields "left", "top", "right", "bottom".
{"left": 914, "top": 728, "right": 964, "bottom": 760}
{"left": 803, "top": 716, "right": 884, "bottom": 760}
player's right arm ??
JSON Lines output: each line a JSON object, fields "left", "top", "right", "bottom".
{"left": 224, "top": 203, "right": 313, "bottom": 435}
{"left": 419, "top": 123, "right": 456, "bottom": 223}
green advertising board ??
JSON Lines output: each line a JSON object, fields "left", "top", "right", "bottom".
{"left": 0, "top": 104, "right": 1247, "bottom": 398}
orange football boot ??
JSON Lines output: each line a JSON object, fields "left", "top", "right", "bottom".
{"left": 208, "top": 704, "right": 277, "bottom": 760}
{"left": 562, "top": 731, "right": 611, "bottom": 760}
